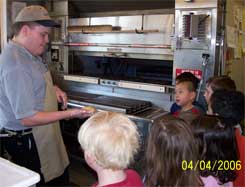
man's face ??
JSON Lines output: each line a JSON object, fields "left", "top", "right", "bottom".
{"left": 26, "top": 25, "right": 50, "bottom": 56}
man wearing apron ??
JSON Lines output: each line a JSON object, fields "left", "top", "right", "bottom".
{"left": 0, "top": 5, "right": 93, "bottom": 186}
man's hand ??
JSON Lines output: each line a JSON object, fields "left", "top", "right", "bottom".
{"left": 54, "top": 85, "right": 67, "bottom": 110}
{"left": 69, "top": 107, "right": 95, "bottom": 119}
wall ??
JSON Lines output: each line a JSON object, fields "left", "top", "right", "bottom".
{"left": 0, "top": 0, "right": 7, "bottom": 49}
{"left": 225, "top": 0, "right": 245, "bottom": 93}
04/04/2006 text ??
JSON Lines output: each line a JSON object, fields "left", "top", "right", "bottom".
{"left": 181, "top": 160, "right": 242, "bottom": 171}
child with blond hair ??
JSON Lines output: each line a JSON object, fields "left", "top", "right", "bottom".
{"left": 78, "top": 111, "right": 143, "bottom": 187}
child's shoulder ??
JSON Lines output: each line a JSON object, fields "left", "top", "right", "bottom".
{"left": 126, "top": 169, "right": 141, "bottom": 179}
{"left": 193, "top": 101, "right": 206, "bottom": 114}
{"left": 170, "top": 102, "right": 181, "bottom": 114}
{"left": 125, "top": 169, "right": 143, "bottom": 187}
{"left": 201, "top": 176, "right": 233, "bottom": 187}
{"left": 191, "top": 107, "right": 201, "bottom": 114}
{"left": 92, "top": 169, "right": 143, "bottom": 187}
{"left": 173, "top": 106, "right": 200, "bottom": 117}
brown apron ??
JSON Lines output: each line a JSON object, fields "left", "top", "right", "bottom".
{"left": 32, "top": 71, "right": 69, "bottom": 182}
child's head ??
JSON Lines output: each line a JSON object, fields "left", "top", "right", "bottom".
{"left": 176, "top": 72, "right": 200, "bottom": 90}
{"left": 145, "top": 115, "right": 200, "bottom": 187}
{"left": 175, "top": 81, "right": 197, "bottom": 110}
{"left": 191, "top": 115, "right": 238, "bottom": 184}
{"left": 204, "top": 75, "right": 236, "bottom": 105}
{"left": 208, "top": 90, "right": 244, "bottom": 126}
{"left": 78, "top": 111, "right": 139, "bottom": 171}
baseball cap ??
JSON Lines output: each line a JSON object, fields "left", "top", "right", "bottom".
{"left": 14, "top": 5, "right": 60, "bottom": 28}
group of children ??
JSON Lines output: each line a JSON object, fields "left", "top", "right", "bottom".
{"left": 76, "top": 73, "right": 244, "bottom": 187}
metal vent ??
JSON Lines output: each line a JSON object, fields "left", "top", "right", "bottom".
{"left": 182, "top": 14, "right": 209, "bottom": 40}
{"left": 197, "top": 15, "right": 209, "bottom": 40}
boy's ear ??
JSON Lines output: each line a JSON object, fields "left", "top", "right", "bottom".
{"left": 191, "top": 91, "right": 196, "bottom": 101}
{"left": 84, "top": 151, "right": 102, "bottom": 171}
{"left": 84, "top": 151, "right": 96, "bottom": 165}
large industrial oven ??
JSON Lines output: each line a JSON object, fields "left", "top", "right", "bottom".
{"left": 44, "top": 0, "right": 223, "bottom": 160}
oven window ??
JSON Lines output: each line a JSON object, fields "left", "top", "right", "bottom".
{"left": 68, "top": 54, "right": 173, "bottom": 85}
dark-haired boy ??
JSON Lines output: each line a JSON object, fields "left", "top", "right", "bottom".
{"left": 173, "top": 79, "right": 203, "bottom": 122}
{"left": 209, "top": 90, "right": 244, "bottom": 187}
{"left": 171, "top": 72, "right": 205, "bottom": 121}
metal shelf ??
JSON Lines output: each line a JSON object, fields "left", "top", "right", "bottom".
{"left": 68, "top": 29, "right": 159, "bottom": 34}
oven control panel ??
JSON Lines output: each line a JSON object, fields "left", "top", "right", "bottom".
{"left": 100, "top": 79, "right": 119, "bottom": 87}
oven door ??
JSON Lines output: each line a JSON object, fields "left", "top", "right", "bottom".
{"left": 60, "top": 103, "right": 152, "bottom": 165}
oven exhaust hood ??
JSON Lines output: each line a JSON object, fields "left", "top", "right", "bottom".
{"left": 68, "top": 0, "right": 174, "bottom": 18}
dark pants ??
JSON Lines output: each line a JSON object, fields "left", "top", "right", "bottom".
{"left": 3, "top": 133, "right": 69, "bottom": 186}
